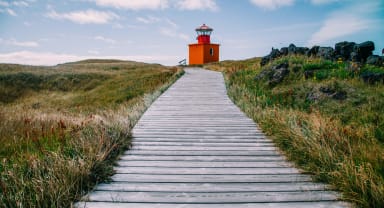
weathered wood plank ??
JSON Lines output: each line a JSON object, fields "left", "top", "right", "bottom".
{"left": 131, "top": 145, "right": 277, "bottom": 151}
{"left": 116, "top": 161, "right": 291, "bottom": 168}
{"left": 133, "top": 135, "right": 267, "bottom": 139}
{"left": 124, "top": 150, "right": 281, "bottom": 156}
{"left": 76, "top": 202, "right": 350, "bottom": 208}
{"left": 131, "top": 141, "right": 274, "bottom": 147}
{"left": 131, "top": 138, "right": 271, "bottom": 143}
{"left": 111, "top": 173, "right": 312, "bottom": 183}
{"left": 95, "top": 182, "right": 329, "bottom": 192}
{"left": 114, "top": 167, "right": 300, "bottom": 175}
{"left": 119, "top": 155, "right": 286, "bottom": 162}
{"left": 86, "top": 191, "right": 340, "bottom": 203}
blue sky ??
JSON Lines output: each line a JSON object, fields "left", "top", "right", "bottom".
{"left": 0, "top": 0, "right": 383, "bottom": 66}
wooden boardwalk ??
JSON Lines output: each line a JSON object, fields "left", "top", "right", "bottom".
{"left": 77, "top": 68, "right": 349, "bottom": 208}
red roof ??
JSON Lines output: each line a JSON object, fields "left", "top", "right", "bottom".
{"left": 196, "top": 24, "right": 213, "bottom": 31}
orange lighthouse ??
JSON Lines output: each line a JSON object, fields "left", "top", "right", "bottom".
{"left": 189, "top": 24, "right": 220, "bottom": 65}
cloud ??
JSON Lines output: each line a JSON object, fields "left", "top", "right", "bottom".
{"left": 0, "top": 50, "right": 178, "bottom": 66}
{"left": 92, "top": 0, "right": 169, "bottom": 10}
{"left": 0, "top": 51, "right": 80, "bottom": 65}
{"left": 159, "top": 27, "right": 189, "bottom": 41}
{"left": 158, "top": 18, "right": 190, "bottom": 41}
{"left": 0, "top": 1, "right": 9, "bottom": 7}
{"left": 136, "top": 16, "right": 161, "bottom": 24}
{"left": 249, "top": 0, "right": 294, "bottom": 10}
{"left": 175, "top": 0, "right": 218, "bottom": 11}
{"left": 94, "top": 36, "right": 116, "bottom": 44}
{"left": 6, "top": 8, "right": 17, "bottom": 16}
{"left": 0, "top": 38, "right": 39, "bottom": 47}
{"left": 46, "top": 9, "right": 118, "bottom": 24}
{"left": 13, "top": 1, "right": 29, "bottom": 7}
{"left": 308, "top": 1, "right": 379, "bottom": 45}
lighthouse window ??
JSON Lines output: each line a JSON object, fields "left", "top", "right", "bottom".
{"left": 210, "top": 48, "right": 214, "bottom": 56}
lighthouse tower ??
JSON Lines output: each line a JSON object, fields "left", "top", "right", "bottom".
{"left": 189, "top": 24, "right": 220, "bottom": 65}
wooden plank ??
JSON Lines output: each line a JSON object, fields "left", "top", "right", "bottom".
{"left": 132, "top": 129, "right": 261, "bottom": 133}
{"left": 131, "top": 142, "right": 274, "bottom": 147}
{"left": 119, "top": 155, "right": 286, "bottom": 162}
{"left": 114, "top": 167, "right": 300, "bottom": 175}
{"left": 111, "top": 173, "right": 312, "bottom": 183}
{"left": 116, "top": 161, "right": 291, "bottom": 168}
{"left": 86, "top": 190, "right": 340, "bottom": 203}
{"left": 95, "top": 182, "right": 329, "bottom": 192}
{"left": 132, "top": 133, "right": 266, "bottom": 138}
{"left": 131, "top": 138, "right": 271, "bottom": 143}
{"left": 75, "top": 201, "right": 350, "bottom": 208}
{"left": 132, "top": 135, "right": 267, "bottom": 139}
{"left": 124, "top": 150, "right": 281, "bottom": 156}
{"left": 131, "top": 145, "right": 276, "bottom": 151}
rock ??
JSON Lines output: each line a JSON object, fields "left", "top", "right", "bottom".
{"left": 255, "top": 62, "right": 290, "bottom": 86}
{"left": 332, "top": 91, "right": 347, "bottom": 100}
{"left": 270, "top": 48, "right": 281, "bottom": 59}
{"left": 360, "top": 72, "right": 384, "bottom": 84}
{"left": 260, "top": 55, "right": 270, "bottom": 66}
{"left": 255, "top": 67, "right": 270, "bottom": 80}
{"left": 354, "top": 41, "right": 375, "bottom": 62}
{"left": 280, "top": 47, "right": 288, "bottom": 56}
{"left": 269, "top": 63, "right": 290, "bottom": 86}
{"left": 288, "top": 44, "right": 297, "bottom": 54}
{"left": 260, "top": 40, "right": 378, "bottom": 67}
{"left": 318, "top": 47, "right": 335, "bottom": 60}
{"left": 350, "top": 51, "right": 360, "bottom": 62}
{"left": 319, "top": 86, "right": 335, "bottom": 94}
{"left": 319, "top": 86, "right": 347, "bottom": 100}
{"left": 296, "top": 47, "right": 309, "bottom": 55}
{"left": 306, "top": 46, "right": 319, "bottom": 57}
{"left": 335, "top": 41, "right": 355, "bottom": 60}
{"left": 366, "top": 55, "right": 382, "bottom": 66}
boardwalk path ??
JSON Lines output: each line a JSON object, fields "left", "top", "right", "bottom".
{"left": 77, "top": 68, "right": 348, "bottom": 207}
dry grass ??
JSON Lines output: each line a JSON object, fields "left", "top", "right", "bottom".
{"left": 206, "top": 56, "right": 384, "bottom": 207}
{"left": 0, "top": 60, "right": 183, "bottom": 207}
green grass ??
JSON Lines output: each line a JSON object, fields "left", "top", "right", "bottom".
{"left": 0, "top": 60, "right": 183, "bottom": 207}
{"left": 206, "top": 55, "right": 384, "bottom": 207}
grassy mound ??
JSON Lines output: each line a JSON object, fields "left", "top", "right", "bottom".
{"left": 206, "top": 56, "right": 384, "bottom": 207}
{"left": 0, "top": 60, "right": 183, "bottom": 207}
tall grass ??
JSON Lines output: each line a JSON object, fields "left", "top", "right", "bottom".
{"left": 0, "top": 60, "right": 183, "bottom": 207}
{"left": 206, "top": 55, "right": 384, "bottom": 207}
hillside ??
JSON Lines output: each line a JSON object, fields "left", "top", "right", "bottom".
{"left": 206, "top": 48, "right": 384, "bottom": 207}
{"left": 0, "top": 60, "right": 183, "bottom": 207}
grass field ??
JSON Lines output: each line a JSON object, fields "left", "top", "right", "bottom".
{"left": 0, "top": 60, "right": 183, "bottom": 207}
{"left": 206, "top": 56, "right": 384, "bottom": 207}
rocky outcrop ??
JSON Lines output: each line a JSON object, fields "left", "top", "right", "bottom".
{"left": 360, "top": 72, "right": 384, "bottom": 84}
{"left": 260, "top": 41, "right": 381, "bottom": 67}
{"left": 354, "top": 41, "right": 375, "bottom": 62}
{"left": 335, "top": 41, "right": 356, "bottom": 60}
{"left": 366, "top": 55, "right": 383, "bottom": 66}
{"left": 255, "top": 62, "right": 290, "bottom": 86}
{"left": 318, "top": 47, "right": 335, "bottom": 60}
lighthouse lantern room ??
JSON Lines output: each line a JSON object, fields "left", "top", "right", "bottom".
{"left": 189, "top": 24, "right": 220, "bottom": 65}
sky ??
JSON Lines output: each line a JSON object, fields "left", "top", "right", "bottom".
{"left": 0, "top": 0, "right": 383, "bottom": 66}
